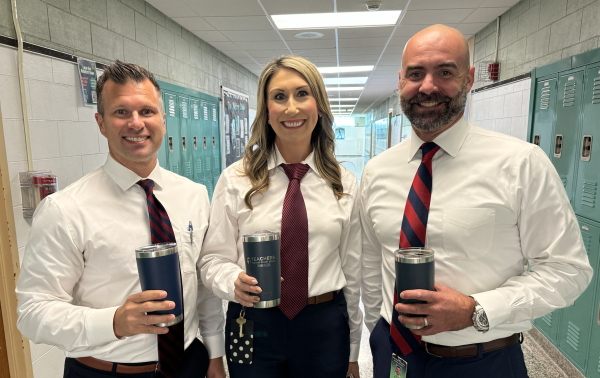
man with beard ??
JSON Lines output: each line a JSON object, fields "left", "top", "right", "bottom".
{"left": 360, "top": 25, "right": 592, "bottom": 378}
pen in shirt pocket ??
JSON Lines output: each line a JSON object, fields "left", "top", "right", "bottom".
{"left": 188, "top": 221, "right": 193, "bottom": 244}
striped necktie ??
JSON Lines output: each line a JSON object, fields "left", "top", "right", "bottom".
{"left": 390, "top": 142, "right": 440, "bottom": 356}
{"left": 278, "top": 163, "right": 310, "bottom": 320}
{"left": 138, "top": 179, "right": 184, "bottom": 378}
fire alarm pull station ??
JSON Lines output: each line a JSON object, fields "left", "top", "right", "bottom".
{"left": 19, "top": 171, "right": 58, "bottom": 217}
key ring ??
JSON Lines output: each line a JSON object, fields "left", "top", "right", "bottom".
{"left": 240, "top": 306, "right": 246, "bottom": 319}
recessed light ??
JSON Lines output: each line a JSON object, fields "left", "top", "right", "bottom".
{"left": 318, "top": 66, "right": 374, "bottom": 74}
{"left": 323, "top": 77, "right": 368, "bottom": 85}
{"left": 326, "top": 86, "right": 364, "bottom": 91}
{"left": 294, "top": 32, "right": 324, "bottom": 39}
{"left": 272, "top": 11, "right": 401, "bottom": 30}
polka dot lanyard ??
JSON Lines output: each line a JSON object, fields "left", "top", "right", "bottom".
{"left": 229, "top": 306, "right": 254, "bottom": 364}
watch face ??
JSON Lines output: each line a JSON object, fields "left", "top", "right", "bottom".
{"left": 477, "top": 310, "right": 489, "bottom": 329}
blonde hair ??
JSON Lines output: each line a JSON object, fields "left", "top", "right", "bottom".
{"left": 242, "top": 55, "right": 345, "bottom": 209}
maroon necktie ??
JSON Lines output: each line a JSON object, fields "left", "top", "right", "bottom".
{"left": 138, "top": 179, "right": 184, "bottom": 378}
{"left": 278, "top": 163, "right": 310, "bottom": 320}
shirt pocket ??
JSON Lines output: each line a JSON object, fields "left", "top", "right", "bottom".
{"left": 442, "top": 208, "right": 495, "bottom": 259}
{"left": 176, "top": 229, "right": 202, "bottom": 274}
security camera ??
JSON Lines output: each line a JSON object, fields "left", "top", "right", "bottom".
{"left": 366, "top": 1, "right": 381, "bottom": 11}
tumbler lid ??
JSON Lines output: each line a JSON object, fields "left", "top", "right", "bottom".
{"left": 243, "top": 230, "right": 280, "bottom": 242}
{"left": 136, "top": 242, "right": 178, "bottom": 258}
{"left": 394, "top": 248, "right": 434, "bottom": 264}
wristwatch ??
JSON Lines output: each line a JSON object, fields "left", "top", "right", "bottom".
{"left": 471, "top": 297, "right": 489, "bottom": 332}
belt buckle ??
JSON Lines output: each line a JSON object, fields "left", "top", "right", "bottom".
{"left": 155, "top": 362, "right": 159, "bottom": 374}
{"left": 423, "top": 341, "right": 442, "bottom": 358}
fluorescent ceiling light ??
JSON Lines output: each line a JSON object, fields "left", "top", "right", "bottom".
{"left": 330, "top": 105, "right": 355, "bottom": 107}
{"left": 272, "top": 11, "right": 401, "bottom": 30}
{"left": 319, "top": 66, "right": 374, "bottom": 74}
{"left": 326, "top": 87, "right": 364, "bottom": 91}
{"left": 329, "top": 98, "right": 359, "bottom": 101}
{"left": 323, "top": 77, "right": 368, "bottom": 85}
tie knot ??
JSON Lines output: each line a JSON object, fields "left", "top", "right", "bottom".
{"left": 137, "top": 179, "right": 155, "bottom": 196}
{"left": 281, "top": 163, "right": 309, "bottom": 181}
{"left": 421, "top": 142, "right": 439, "bottom": 161}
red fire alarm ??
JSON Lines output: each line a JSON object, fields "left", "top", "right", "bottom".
{"left": 487, "top": 62, "right": 500, "bottom": 81}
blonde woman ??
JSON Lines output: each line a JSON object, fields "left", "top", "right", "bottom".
{"left": 199, "top": 55, "right": 362, "bottom": 378}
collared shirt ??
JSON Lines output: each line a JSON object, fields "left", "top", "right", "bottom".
{"left": 16, "top": 155, "right": 225, "bottom": 362}
{"left": 360, "top": 116, "right": 593, "bottom": 346}
{"left": 199, "top": 146, "right": 363, "bottom": 361}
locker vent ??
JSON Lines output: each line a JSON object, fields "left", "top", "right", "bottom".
{"left": 560, "top": 175, "right": 568, "bottom": 189}
{"left": 540, "top": 87, "right": 550, "bottom": 110}
{"left": 593, "top": 77, "right": 600, "bottom": 104}
{"left": 566, "top": 321, "right": 581, "bottom": 351}
{"left": 563, "top": 82, "right": 576, "bottom": 107}
{"left": 582, "top": 180, "right": 597, "bottom": 208}
{"left": 582, "top": 230, "right": 592, "bottom": 253}
{"left": 597, "top": 353, "right": 600, "bottom": 374}
{"left": 541, "top": 312, "right": 552, "bottom": 327}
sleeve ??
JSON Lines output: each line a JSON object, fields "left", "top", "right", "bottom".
{"left": 359, "top": 168, "right": 384, "bottom": 333}
{"left": 15, "top": 198, "right": 120, "bottom": 352}
{"left": 338, "top": 174, "right": 363, "bottom": 362}
{"left": 472, "top": 146, "right": 594, "bottom": 329}
{"left": 199, "top": 172, "right": 244, "bottom": 302}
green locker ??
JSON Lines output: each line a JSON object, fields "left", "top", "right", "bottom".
{"left": 557, "top": 217, "right": 600, "bottom": 372}
{"left": 157, "top": 93, "right": 170, "bottom": 169}
{"left": 530, "top": 76, "right": 558, "bottom": 158}
{"left": 190, "top": 98, "right": 204, "bottom": 185}
{"left": 201, "top": 100, "right": 213, "bottom": 197}
{"left": 211, "top": 101, "right": 221, "bottom": 191}
{"left": 534, "top": 308, "right": 562, "bottom": 345}
{"left": 586, "top": 284, "right": 600, "bottom": 378}
{"left": 178, "top": 95, "right": 193, "bottom": 180}
{"left": 574, "top": 64, "right": 600, "bottom": 223}
{"left": 552, "top": 69, "right": 585, "bottom": 204}
{"left": 164, "top": 91, "right": 181, "bottom": 175}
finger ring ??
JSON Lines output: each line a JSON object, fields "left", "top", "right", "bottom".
{"left": 423, "top": 316, "right": 429, "bottom": 327}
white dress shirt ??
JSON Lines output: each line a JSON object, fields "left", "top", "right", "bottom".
{"left": 199, "top": 146, "right": 363, "bottom": 361}
{"left": 360, "top": 116, "right": 593, "bottom": 346}
{"left": 16, "top": 155, "right": 225, "bottom": 362}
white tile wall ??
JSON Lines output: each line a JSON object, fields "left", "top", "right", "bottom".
{"left": 469, "top": 78, "right": 532, "bottom": 141}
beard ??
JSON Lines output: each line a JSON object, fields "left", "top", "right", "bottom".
{"left": 400, "top": 79, "right": 468, "bottom": 133}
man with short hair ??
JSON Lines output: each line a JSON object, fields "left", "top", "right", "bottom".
{"left": 360, "top": 25, "right": 593, "bottom": 377}
{"left": 16, "top": 60, "right": 226, "bottom": 378}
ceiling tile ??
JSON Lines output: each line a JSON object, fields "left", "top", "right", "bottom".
{"left": 222, "top": 30, "right": 282, "bottom": 42}
{"left": 146, "top": 0, "right": 197, "bottom": 18}
{"left": 191, "top": 30, "right": 229, "bottom": 42}
{"left": 393, "top": 24, "right": 431, "bottom": 37}
{"left": 240, "top": 41, "right": 288, "bottom": 50}
{"left": 261, "top": 0, "right": 333, "bottom": 15}
{"left": 208, "top": 41, "right": 239, "bottom": 51}
{"left": 480, "top": 0, "right": 520, "bottom": 6}
{"left": 224, "top": 50, "right": 250, "bottom": 58}
{"left": 203, "top": 16, "right": 273, "bottom": 30}
{"left": 336, "top": 0, "right": 408, "bottom": 12}
{"left": 181, "top": 0, "right": 265, "bottom": 16}
{"left": 338, "top": 58, "right": 379, "bottom": 65}
{"left": 278, "top": 29, "right": 336, "bottom": 40}
{"left": 245, "top": 49, "right": 290, "bottom": 58}
{"left": 174, "top": 17, "right": 215, "bottom": 31}
{"left": 402, "top": 9, "right": 472, "bottom": 25}
{"left": 338, "top": 46, "right": 385, "bottom": 56}
{"left": 387, "top": 36, "right": 410, "bottom": 46}
{"left": 455, "top": 22, "right": 490, "bottom": 35}
{"left": 287, "top": 39, "right": 336, "bottom": 50}
{"left": 338, "top": 37, "right": 389, "bottom": 48}
{"left": 337, "top": 26, "right": 396, "bottom": 39}
{"left": 293, "top": 48, "right": 337, "bottom": 57}
{"left": 462, "top": 7, "right": 510, "bottom": 23}
{"left": 408, "top": 0, "right": 486, "bottom": 10}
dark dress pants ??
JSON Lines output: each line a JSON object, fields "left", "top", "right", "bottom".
{"left": 63, "top": 338, "right": 209, "bottom": 378}
{"left": 370, "top": 318, "right": 529, "bottom": 378}
{"left": 226, "top": 290, "right": 350, "bottom": 378}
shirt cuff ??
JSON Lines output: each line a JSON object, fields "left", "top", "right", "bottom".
{"left": 85, "top": 306, "right": 121, "bottom": 346}
{"left": 349, "top": 342, "right": 360, "bottom": 362}
{"left": 471, "top": 290, "right": 511, "bottom": 330}
{"left": 202, "top": 333, "right": 226, "bottom": 359}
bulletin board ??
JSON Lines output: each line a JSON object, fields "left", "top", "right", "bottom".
{"left": 222, "top": 87, "right": 249, "bottom": 168}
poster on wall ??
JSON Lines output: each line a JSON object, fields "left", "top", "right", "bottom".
{"left": 222, "top": 86, "right": 250, "bottom": 168}
{"left": 77, "top": 58, "right": 98, "bottom": 105}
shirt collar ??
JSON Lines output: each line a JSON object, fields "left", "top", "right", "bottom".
{"left": 103, "top": 154, "right": 164, "bottom": 192}
{"left": 267, "top": 144, "right": 321, "bottom": 178}
{"left": 407, "top": 115, "right": 469, "bottom": 162}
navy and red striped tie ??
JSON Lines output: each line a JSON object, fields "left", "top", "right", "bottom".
{"left": 390, "top": 142, "right": 440, "bottom": 356}
{"left": 138, "top": 179, "right": 184, "bottom": 378}
{"left": 278, "top": 163, "right": 310, "bottom": 320}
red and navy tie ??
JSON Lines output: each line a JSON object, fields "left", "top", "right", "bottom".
{"left": 278, "top": 163, "right": 310, "bottom": 320}
{"left": 390, "top": 142, "right": 440, "bottom": 356}
{"left": 138, "top": 179, "right": 184, "bottom": 378}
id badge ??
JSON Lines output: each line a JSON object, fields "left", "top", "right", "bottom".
{"left": 390, "top": 353, "right": 407, "bottom": 378}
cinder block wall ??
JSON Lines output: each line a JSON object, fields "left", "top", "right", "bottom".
{"left": 473, "top": 0, "right": 600, "bottom": 89}
{"left": 0, "top": 0, "right": 259, "bottom": 107}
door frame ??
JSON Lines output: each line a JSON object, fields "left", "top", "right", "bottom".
{"left": 0, "top": 104, "right": 34, "bottom": 378}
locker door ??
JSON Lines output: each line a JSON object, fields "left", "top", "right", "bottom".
{"left": 586, "top": 287, "right": 600, "bottom": 378}
{"left": 164, "top": 91, "right": 181, "bottom": 175}
{"left": 190, "top": 98, "right": 203, "bottom": 185}
{"left": 534, "top": 309, "right": 562, "bottom": 345}
{"left": 530, "top": 77, "right": 558, "bottom": 158}
{"left": 211, "top": 101, "right": 221, "bottom": 190}
{"left": 157, "top": 93, "right": 170, "bottom": 169}
{"left": 574, "top": 64, "right": 600, "bottom": 222}
{"left": 557, "top": 218, "right": 600, "bottom": 371}
{"left": 178, "top": 95, "right": 193, "bottom": 180}
{"left": 552, "top": 70, "right": 585, "bottom": 204}
{"left": 201, "top": 100, "right": 213, "bottom": 197}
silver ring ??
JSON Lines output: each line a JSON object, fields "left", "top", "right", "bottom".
{"left": 423, "top": 316, "right": 429, "bottom": 327}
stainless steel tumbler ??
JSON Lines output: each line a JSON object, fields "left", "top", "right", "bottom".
{"left": 395, "top": 248, "right": 435, "bottom": 329}
{"left": 242, "top": 231, "right": 281, "bottom": 308}
{"left": 135, "top": 243, "right": 183, "bottom": 327}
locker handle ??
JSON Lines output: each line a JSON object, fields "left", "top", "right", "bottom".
{"left": 598, "top": 299, "right": 600, "bottom": 326}
{"left": 169, "top": 136, "right": 173, "bottom": 152}
{"left": 203, "top": 136, "right": 207, "bottom": 149}
{"left": 533, "top": 134, "right": 540, "bottom": 146}
{"left": 581, "top": 135, "right": 592, "bottom": 162}
{"left": 554, "top": 135, "right": 563, "bottom": 158}
{"left": 193, "top": 136, "right": 197, "bottom": 150}
{"left": 182, "top": 136, "right": 186, "bottom": 152}
{"left": 212, "top": 136, "right": 216, "bottom": 148}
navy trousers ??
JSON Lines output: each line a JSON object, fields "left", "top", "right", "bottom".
{"left": 370, "top": 318, "right": 529, "bottom": 378}
{"left": 63, "top": 339, "right": 209, "bottom": 378}
{"left": 226, "top": 290, "right": 350, "bottom": 378}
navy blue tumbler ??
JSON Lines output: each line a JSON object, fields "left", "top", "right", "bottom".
{"left": 395, "top": 248, "right": 435, "bottom": 329}
{"left": 242, "top": 231, "right": 281, "bottom": 308}
{"left": 135, "top": 243, "right": 183, "bottom": 326}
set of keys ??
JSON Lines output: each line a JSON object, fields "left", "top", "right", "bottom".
{"left": 236, "top": 307, "right": 247, "bottom": 337}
